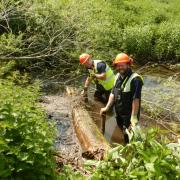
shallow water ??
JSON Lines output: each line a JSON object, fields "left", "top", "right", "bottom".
{"left": 41, "top": 96, "right": 82, "bottom": 160}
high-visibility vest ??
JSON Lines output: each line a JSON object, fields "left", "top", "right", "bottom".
{"left": 113, "top": 71, "right": 143, "bottom": 116}
{"left": 88, "top": 60, "right": 115, "bottom": 90}
{"left": 114, "top": 72, "right": 144, "bottom": 92}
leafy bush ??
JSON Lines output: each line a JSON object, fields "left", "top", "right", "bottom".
{"left": 59, "top": 165, "right": 86, "bottom": 180}
{"left": 0, "top": 33, "right": 23, "bottom": 54}
{"left": 59, "top": 129, "right": 180, "bottom": 179}
{"left": 0, "top": 0, "right": 78, "bottom": 81}
{"left": 0, "top": 80, "right": 56, "bottom": 179}
{"left": 58, "top": 0, "right": 180, "bottom": 63}
{"left": 122, "top": 25, "right": 154, "bottom": 62}
{"left": 154, "top": 23, "right": 180, "bottom": 61}
{"left": 84, "top": 129, "right": 180, "bottom": 179}
{"left": 1, "top": 0, "right": 180, "bottom": 75}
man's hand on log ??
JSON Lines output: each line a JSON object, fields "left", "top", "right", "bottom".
{"left": 100, "top": 107, "right": 108, "bottom": 116}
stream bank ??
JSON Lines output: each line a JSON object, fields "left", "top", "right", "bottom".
{"left": 40, "top": 64, "right": 180, "bottom": 167}
{"left": 41, "top": 95, "right": 82, "bottom": 164}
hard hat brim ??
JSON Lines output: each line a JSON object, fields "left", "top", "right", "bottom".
{"left": 81, "top": 55, "right": 91, "bottom": 64}
{"left": 113, "top": 59, "right": 130, "bottom": 65}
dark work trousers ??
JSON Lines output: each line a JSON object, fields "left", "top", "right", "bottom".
{"left": 116, "top": 115, "right": 131, "bottom": 144}
{"left": 94, "top": 84, "right": 111, "bottom": 104}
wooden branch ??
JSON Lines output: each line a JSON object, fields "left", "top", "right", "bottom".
{"left": 0, "top": 55, "right": 52, "bottom": 60}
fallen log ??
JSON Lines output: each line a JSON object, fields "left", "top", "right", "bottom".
{"left": 66, "top": 86, "right": 110, "bottom": 160}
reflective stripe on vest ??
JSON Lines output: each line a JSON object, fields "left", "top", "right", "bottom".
{"left": 114, "top": 72, "right": 143, "bottom": 92}
{"left": 89, "top": 60, "right": 115, "bottom": 90}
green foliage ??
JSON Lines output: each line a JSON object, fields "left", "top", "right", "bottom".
{"left": 58, "top": 165, "right": 86, "bottom": 180}
{"left": 84, "top": 129, "right": 180, "bottom": 179}
{"left": 0, "top": 0, "right": 78, "bottom": 81}
{"left": 59, "top": 129, "right": 180, "bottom": 179}
{"left": 0, "top": 0, "right": 180, "bottom": 76}
{"left": 0, "top": 60, "right": 31, "bottom": 85}
{"left": 59, "top": 0, "right": 180, "bottom": 62}
{"left": 154, "top": 23, "right": 180, "bottom": 60}
{"left": 0, "top": 80, "right": 57, "bottom": 179}
{"left": 0, "top": 60, "right": 17, "bottom": 77}
{"left": 0, "top": 33, "right": 23, "bottom": 54}
{"left": 122, "top": 25, "right": 154, "bottom": 61}
{"left": 0, "top": 1, "right": 180, "bottom": 178}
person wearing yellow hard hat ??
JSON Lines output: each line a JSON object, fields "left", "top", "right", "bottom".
{"left": 79, "top": 53, "right": 115, "bottom": 104}
{"left": 100, "top": 53, "right": 143, "bottom": 143}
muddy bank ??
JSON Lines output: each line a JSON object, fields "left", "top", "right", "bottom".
{"left": 41, "top": 95, "right": 82, "bottom": 163}
{"left": 136, "top": 63, "right": 180, "bottom": 81}
{"left": 41, "top": 89, "right": 110, "bottom": 162}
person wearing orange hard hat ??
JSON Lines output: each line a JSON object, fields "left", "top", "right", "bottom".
{"left": 100, "top": 53, "right": 143, "bottom": 143}
{"left": 79, "top": 53, "right": 115, "bottom": 104}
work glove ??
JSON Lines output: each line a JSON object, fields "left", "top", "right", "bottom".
{"left": 130, "top": 115, "right": 138, "bottom": 127}
{"left": 90, "top": 73, "right": 96, "bottom": 79}
{"left": 90, "top": 72, "right": 99, "bottom": 85}
{"left": 125, "top": 125, "right": 141, "bottom": 142}
{"left": 90, "top": 73, "right": 97, "bottom": 82}
{"left": 81, "top": 87, "right": 88, "bottom": 97}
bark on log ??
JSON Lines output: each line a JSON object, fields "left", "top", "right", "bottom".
{"left": 66, "top": 86, "right": 110, "bottom": 160}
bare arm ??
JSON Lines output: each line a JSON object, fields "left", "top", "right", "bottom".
{"left": 100, "top": 93, "right": 114, "bottom": 115}
{"left": 95, "top": 73, "right": 106, "bottom": 80}
{"left": 130, "top": 77, "right": 143, "bottom": 126}
{"left": 130, "top": 98, "right": 140, "bottom": 126}
{"left": 81, "top": 76, "right": 92, "bottom": 96}
{"left": 105, "top": 93, "right": 114, "bottom": 110}
{"left": 131, "top": 98, "right": 140, "bottom": 116}
{"left": 84, "top": 76, "right": 92, "bottom": 89}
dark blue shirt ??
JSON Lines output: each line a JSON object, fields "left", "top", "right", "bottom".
{"left": 96, "top": 62, "right": 106, "bottom": 74}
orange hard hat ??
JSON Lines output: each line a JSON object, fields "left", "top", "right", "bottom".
{"left": 79, "top": 53, "right": 91, "bottom": 64}
{"left": 113, "top": 53, "right": 133, "bottom": 65}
